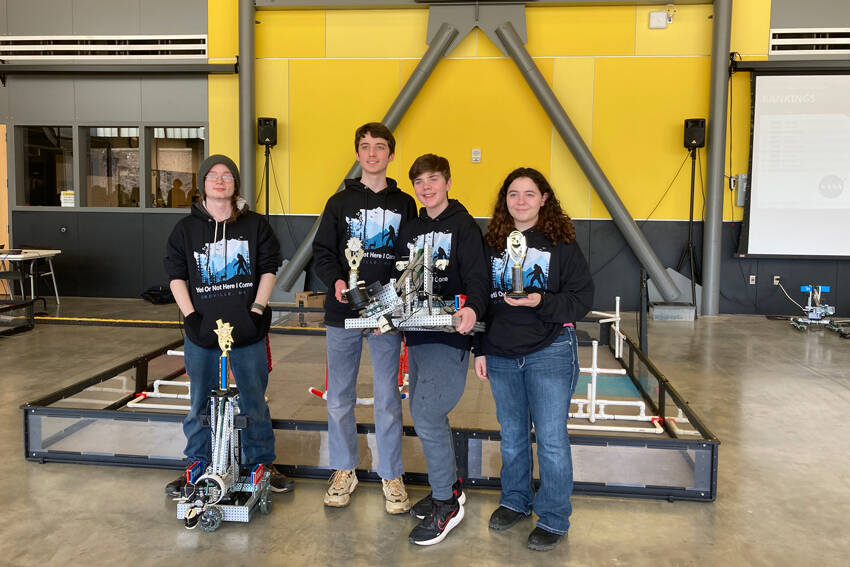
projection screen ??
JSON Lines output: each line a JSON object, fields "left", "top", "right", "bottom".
{"left": 742, "top": 74, "right": 850, "bottom": 257}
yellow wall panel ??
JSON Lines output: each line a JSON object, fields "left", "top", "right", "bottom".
{"left": 256, "top": 11, "right": 325, "bottom": 59}
{"left": 255, "top": 60, "right": 290, "bottom": 215}
{"left": 289, "top": 60, "right": 404, "bottom": 214}
{"left": 398, "top": 58, "right": 554, "bottom": 217}
{"left": 635, "top": 5, "right": 713, "bottom": 56}
{"left": 592, "top": 57, "right": 710, "bottom": 220}
{"left": 208, "top": 0, "right": 238, "bottom": 60}
{"left": 475, "top": 29, "right": 505, "bottom": 58}
{"left": 326, "top": 9, "right": 428, "bottom": 58}
{"left": 208, "top": 74, "right": 239, "bottom": 167}
{"left": 731, "top": 0, "right": 771, "bottom": 55}
{"left": 526, "top": 6, "right": 636, "bottom": 57}
{"left": 549, "top": 58, "right": 595, "bottom": 220}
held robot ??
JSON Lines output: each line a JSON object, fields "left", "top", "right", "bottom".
{"left": 342, "top": 238, "right": 485, "bottom": 334}
{"left": 175, "top": 319, "right": 272, "bottom": 532}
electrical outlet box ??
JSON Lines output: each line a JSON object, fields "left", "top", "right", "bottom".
{"left": 773, "top": 275, "right": 780, "bottom": 286}
{"left": 735, "top": 173, "right": 748, "bottom": 207}
{"left": 471, "top": 149, "right": 482, "bottom": 163}
{"left": 749, "top": 275, "right": 756, "bottom": 285}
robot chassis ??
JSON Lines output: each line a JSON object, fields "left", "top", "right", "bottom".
{"left": 342, "top": 238, "right": 484, "bottom": 334}
{"left": 175, "top": 319, "right": 273, "bottom": 532}
{"left": 789, "top": 285, "right": 849, "bottom": 337}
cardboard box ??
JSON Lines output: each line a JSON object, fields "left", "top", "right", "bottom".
{"left": 294, "top": 291, "right": 326, "bottom": 308}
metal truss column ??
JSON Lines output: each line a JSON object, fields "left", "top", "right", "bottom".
{"left": 701, "top": 0, "right": 733, "bottom": 316}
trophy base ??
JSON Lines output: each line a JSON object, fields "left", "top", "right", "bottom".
{"left": 505, "top": 291, "right": 528, "bottom": 298}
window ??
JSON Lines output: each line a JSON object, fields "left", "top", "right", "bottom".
{"left": 86, "top": 127, "right": 140, "bottom": 207}
{"left": 151, "top": 127, "right": 205, "bottom": 208}
{"left": 20, "top": 126, "right": 73, "bottom": 206}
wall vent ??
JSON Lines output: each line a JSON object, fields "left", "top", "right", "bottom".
{"left": 770, "top": 28, "right": 850, "bottom": 56}
{"left": 0, "top": 35, "right": 206, "bottom": 60}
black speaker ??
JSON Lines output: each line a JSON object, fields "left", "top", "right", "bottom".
{"left": 257, "top": 117, "right": 277, "bottom": 146}
{"left": 684, "top": 118, "right": 705, "bottom": 149}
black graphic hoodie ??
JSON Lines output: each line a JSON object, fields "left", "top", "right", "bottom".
{"left": 479, "top": 227, "right": 594, "bottom": 357}
{"left": 395, "top": 199, "right": 489, "bottom": 351}
{"left": 313, "top": 177, "right": 418, "bottom": 326}
{"left": 164, "top": 200, "right": 282, "bottom": 348}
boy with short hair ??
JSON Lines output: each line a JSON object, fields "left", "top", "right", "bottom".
{"left": 312, "top": 122, "right": 418, "bottom": 513}
{"left": 396, "top": 153, "right": 488, "bottom": 545}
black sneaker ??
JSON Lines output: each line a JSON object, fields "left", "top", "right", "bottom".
{"left": 411, "top": 478, "right": 465, "bottom": 519}
{"left": 527, "top": 526, "right": 564, "bottom": 551}
{"left": 488, "top": 505, "right": 530, "bottom": 531}
{"left": 408, "top": 496, "right": 464, "bottom": 546}
{"left": 265, "top": 463, "right": 295, "bottom": 493}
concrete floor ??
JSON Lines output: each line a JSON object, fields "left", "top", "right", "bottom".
{"left": 1, "top": 298, "right": 848, "bottom": 566}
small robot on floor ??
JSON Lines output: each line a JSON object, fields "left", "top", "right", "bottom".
{"left": 175, "top": 319, "right": 273, "bottom": 532}
{"left": 790, "top": 285, "right": 836, "bottom": 331}
{"left": 342, "top": 238, "right": 484, "bottom": 334}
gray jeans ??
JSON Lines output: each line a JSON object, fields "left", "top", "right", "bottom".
{"left": 408, "top": 342, "right": 469, "bottom": 500}
{"left": 325, "top": 326, "right": 403, "bottom": 480}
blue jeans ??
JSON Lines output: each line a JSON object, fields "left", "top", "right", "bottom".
{"left": 486, "top": 327, "right": 579, "bottom": 535}
{"left": 408, "top": 343, "right": 469, "bottom": 501}
{"left": 325, "top": 326, "right": 404, "bottom": 480}
{"left": 183, "top": 337, "right": 275, "bottom": 466}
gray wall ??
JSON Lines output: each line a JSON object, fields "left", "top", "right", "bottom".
{"left": 2, "top": 0, "right": 211, "bottom": 295}
{"left": 771, "top": 0, "right": 850, "bottom": 30}
{"left": 3, "top": 0, "right": 206, "bottom": 36}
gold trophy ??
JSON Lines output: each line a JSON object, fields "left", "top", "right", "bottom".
{"left": 506, "top": 230, "right": 528, "bottom": 298}
{"left": 213, "top": 319, "right": 234, "bottom": 390}
{"left": 344, "top": 237, "right": 364, "bottom": 289}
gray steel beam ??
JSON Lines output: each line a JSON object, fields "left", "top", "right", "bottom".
{"left": 495, "top": 21, "right": 681, "bottom": 302}
{"left": 239, "top": 0, "right": 256, "bottom": 209}
{"left": 700, "top": 0, "right": 732, "bottom": 315}
{"left": 276, "top": 21, "right": 459, "bottom": 291}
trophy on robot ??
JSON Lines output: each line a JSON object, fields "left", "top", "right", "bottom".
{"left": 506, "top": 230, "right": 528, "bottom": 298}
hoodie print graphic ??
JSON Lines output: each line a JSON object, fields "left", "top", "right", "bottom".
{"left": 345, "top": 207, "right": 402, "bottom": 256}
{"left": 194, "top": 237, "right": 252, "bottom": 286}
{"left": 405, "top": 232, "right": 453, "bottom": 265}
{"left": 491, "top": 246, "right": 551, "bottom": 296}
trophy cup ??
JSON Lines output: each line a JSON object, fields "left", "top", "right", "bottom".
{"left": 344, "top": 237, "right": 364, "bottom": 289}
{"left": 344, "top": 237, "right": 371, "bottom": 309}
{"left": 506, "top": 230, "right": 528, "bottom": 298}
{"left": 213, "top": 319, "right": 234, "bottom": 390}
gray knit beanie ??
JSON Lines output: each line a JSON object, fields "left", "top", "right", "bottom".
{"left": 198, "top": 154, "right": 241, "bottom": 198}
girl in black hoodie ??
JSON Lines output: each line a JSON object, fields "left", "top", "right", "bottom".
{"left": 474, "top": 168, "right": 594, "bottom": 552}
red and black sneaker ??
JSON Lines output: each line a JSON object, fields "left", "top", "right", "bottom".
{"left": 410, "top": 478, "right": 465, "bottom": 519}
{"left": 408, "top": 495, "right": 464, "bottom": 546}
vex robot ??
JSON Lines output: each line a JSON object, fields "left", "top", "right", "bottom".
{"left": 175, "top": 319, "right": 273, "bottom": 532}
{"left": 790, "top": 285, "right": 836, "bottom": 331}
{"left": 342, "top": 237, "right": 484, "bottom": 334}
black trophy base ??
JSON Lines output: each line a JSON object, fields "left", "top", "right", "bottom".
{"left": 505, "top": 291, "right": 528, "bottom": 298}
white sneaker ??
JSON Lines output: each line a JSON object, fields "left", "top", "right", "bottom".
{"left": 324, "top": 469, "right": 358, "bottom": 507}
{"left": 382, "top": 476, "right": 411, "bottom": 514}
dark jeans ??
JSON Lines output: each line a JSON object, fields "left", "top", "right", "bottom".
{"left": 183, "top": 336, "right": 275, "bottom": 466}
{"left": 486, "top": 327, "right": 579, "bottom": 535}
